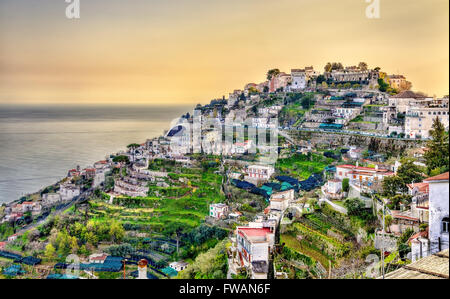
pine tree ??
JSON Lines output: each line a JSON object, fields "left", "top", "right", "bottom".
{"left": 424, "top": 117, "right": 449, "bottom": 174}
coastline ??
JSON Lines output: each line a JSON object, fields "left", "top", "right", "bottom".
{"left": 0, "top": 104, "right": 192, "bottom": 205}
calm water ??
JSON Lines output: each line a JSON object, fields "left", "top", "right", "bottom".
{"left": 0, "top": 104, "right": 192, "bottom": 204}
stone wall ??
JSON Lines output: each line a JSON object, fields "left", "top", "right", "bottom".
{"left": 287, "top": 130, "right": 424, "bottom": 157}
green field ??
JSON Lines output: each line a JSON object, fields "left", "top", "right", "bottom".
{"left": 276, "top": 153, "right": 333, "bottom": 180}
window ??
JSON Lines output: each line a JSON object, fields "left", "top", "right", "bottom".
{"left": 443, "top": 217, "right": 449, "bottom": 233}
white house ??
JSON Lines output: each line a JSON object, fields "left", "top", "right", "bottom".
{"left": 235, "top": 226, "right": 275, "bottom": 279}
{"left": 425, "top": 172, "right": 449, "bottom": 255}
{"left": 327, "top": 179, "right": 342, "bottom": 194}
{"left": 169, "top": 261, "right": 189, "bottom": 272}
{"left": 89, "top": 253, "right": 108, "bottom": 264}
{"left": 335, "top": 164, "right": 394, "bottom": 184}
{"left": 290, "top": 69, "right": 307, "bottom": 91}
{"left": 410, "top": 172, "right": 449, "bottom": 262}
{"left": 408, "top": 182, "right": 429, "bottom": 223}
{"left": 59, "top": 183, "right": 81, "bottom": 201}
{"left": 8, "top": 234, "right": 18, "bottom": 242}
{"left": 209, "top": 203, "right": 229, "bottom": 220}
{"left": 245, "top": 165, "right": 275, "bottom": 181}
{"left": 270, "top": 190, "right": 294, "bottom": 212}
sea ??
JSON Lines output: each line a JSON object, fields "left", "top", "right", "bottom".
{"left": 0, "top": 104, "right": 193, "bottom": 204}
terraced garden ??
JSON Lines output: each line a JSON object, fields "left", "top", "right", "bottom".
{"left": 89, "top": 159, "right": 225, "bottom": 233}
{"left": 276, "top": 153, "right": 333, "bottom": 180}
{"left": 280, "top": 208, "right": 355, "bottom": 273}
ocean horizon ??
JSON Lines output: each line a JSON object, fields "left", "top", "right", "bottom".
{"left": 0, "top": 104, "right": 193, "bottom": 204}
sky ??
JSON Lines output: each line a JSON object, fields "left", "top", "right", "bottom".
{"left": 0, "top": 0, "right": 448, "bottom": 105}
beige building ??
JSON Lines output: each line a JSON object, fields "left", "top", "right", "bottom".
{"left": 269, "top": 72, "right": 291, "bottom": 93}
{"left": 388, "top": 74, "right": 412, "bottom": 91}
{"left": 405, "top": 107, "right": 449, "bottom": 139}
{"left": 388, "top": 91, "right": 430, "bottom": 114}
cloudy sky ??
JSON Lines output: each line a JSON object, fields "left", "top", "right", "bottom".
{"left": 0, "top": 0, "right": 448, "bottom": 105}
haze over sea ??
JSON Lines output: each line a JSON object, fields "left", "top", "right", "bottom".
{"left": 0, "top": 104, "right": 192, "bottom": 204}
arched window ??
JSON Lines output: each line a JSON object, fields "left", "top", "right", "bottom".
{"left": 442, "top": 217, "right": 449, "bottom": 233}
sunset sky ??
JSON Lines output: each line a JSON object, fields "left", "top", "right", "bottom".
{"left": 0, "top": 0, "right": 448, "bottom": 105}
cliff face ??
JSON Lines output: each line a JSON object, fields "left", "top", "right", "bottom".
{"left": 287, "top": 131, "right": 424, "bottom": 157}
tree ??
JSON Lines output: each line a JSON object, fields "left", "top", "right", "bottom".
{"left": 70, "top": 236, "right": 79, "bottom": 254}
{"left": 424, "top": 117, "right": 449, "bottom": 174}
{"left": 358, "top": 62, "right": 368, "bottom": 71}
{"left": 344, "top": 198, "right": 365, "bottom": 216}
{"left": 112, "top": 155, "right": 129, "bottom": 164}
{"left": 316, "top": 75, "right": 326, "bottom": 84}
{"left": 342, "top": 178, "right": 350, "bottom": 193}
{"left": 267, "top": 69, "right": 280, "bottom": 81}
{"left": 382, "top": 175, "right": 407, "bottom": 196}
{"left": 377, "top": 78, "right": 390, "bottom": 92}
{"left": 301, "top": 94, "right": 315, "bottom": 110}
{"left": 127, "top": 143, "right": 140, "bottom": 149}
{"left": 109, "top": 221, "right": 125, "bottom": 243}
{"left": 45, "top": 243, "right": 56, "bottom": 260}
{"left": 384, "top": 215, "right": 393, "bottom": 233}
{"left": 397, "top": 157, "right": 425, "bottom": 185}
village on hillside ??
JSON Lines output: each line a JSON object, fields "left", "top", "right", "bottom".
{"left": 0, "top": 63, "right": 449, "bottom": 279}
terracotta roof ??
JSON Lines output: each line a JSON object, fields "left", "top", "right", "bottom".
{"left": 337, "top": 164, "right": 388, "bottom": 172}
{"left": 424, "top": 172, "right": 449, "bottom": 182}
{"left": 407, "top": 182, "right": 429, "bottom": 193}
{"left": 391, "top": 90, "right": 427, "bottom": 99}
{"left": 409, "top": 230, "right": 429, "bottom": 243}
{"left": 90, "top": 253, "right": 108, "bottom": 261}
{"left": 392, "top": 212, "right": 419, "bottom": 222}
{"left": 238, "top": 227, "right": 272, "bottom": 239}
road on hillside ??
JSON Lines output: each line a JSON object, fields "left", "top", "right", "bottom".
{"left": 9, "top": 189, "right": 93, "bottom": 238}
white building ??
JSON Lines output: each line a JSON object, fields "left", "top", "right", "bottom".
{"left": 405, "top": 107, "right": 449, "bottom": 139}
{"left": 410, "top": 172, "right": 449, "bottom": 262}
{"left": 245, "top": 165, "right": 275, "bottom": 181}
{"left": 270, "top": 190, "right": 294, "bottom": 212}
{"left": 290, "top": 69, "right": 307, "bottom": 91}
{"left": 235, "top": 226, "right": 275, "bottom": 279}
{"left": 425, "top": 172, "right": 449, "bottom": 255}
{"left": 327, "top": 179, "right": 342, "bottom": 194}
{"left": 89, "top": 253, "right": 108, "bottom": 264}
{"left": 59, "top": 183, "right": 81, "bottom": 202}
{"left": 336, "top": 164, "right": 394, "bottom": 184}
{"left": 408, "top": 182, "right": 430, "bottom": 223}
{"left": 209, "top": 203, "right": 229, "bottom": 220}
{"left": 169, "top": 261, "right": 189, "bottom": 272}
{"left": 333, "top": 107, "right": 361, "bottom": 123}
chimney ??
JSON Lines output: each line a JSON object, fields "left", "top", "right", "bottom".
{"left": 137, "top": 259, "right": 148, "bottom": 280}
